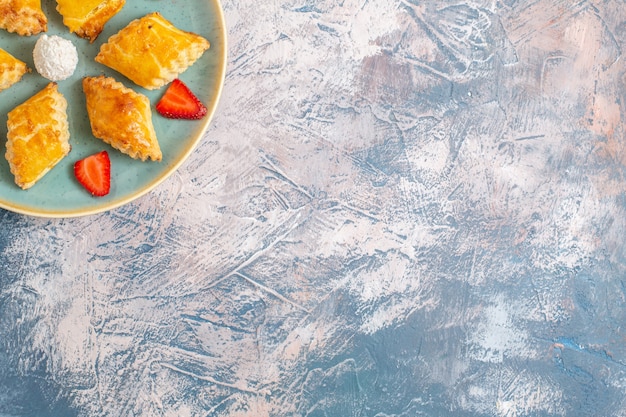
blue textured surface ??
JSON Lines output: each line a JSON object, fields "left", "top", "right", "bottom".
{"left": 2, "top": 0, "right": 626, "bottom": 416}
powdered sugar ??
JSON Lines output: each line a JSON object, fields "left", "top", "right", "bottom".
{"left": 33, "top": 35, "right": 78, "bottom": 82}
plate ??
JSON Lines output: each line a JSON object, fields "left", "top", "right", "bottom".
{"left": 0, "top": 0, "right": 227, "bottom": 217}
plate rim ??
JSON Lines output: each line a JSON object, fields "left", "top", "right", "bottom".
{"left": 0, "top": 0, "right": 228, "bottom": 218}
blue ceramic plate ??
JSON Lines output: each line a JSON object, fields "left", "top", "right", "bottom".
{"left": 0, "top": 0, "right": 226, "bottom": 217}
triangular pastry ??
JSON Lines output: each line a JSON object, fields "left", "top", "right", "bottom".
{"left": 95, "top": 12, "right": 210, "bottom": 90}
{"left": 83, "top": 76, "right": 162, "bottom": 161}
{"left": 0, "top": 0, "right": 47, "bottom": 36}
{"left": 5, "top": 82, "right": 70, "bottom": 189}
{"left": 55, "top": 0, "right": 125, "bottom": 43}
{"left": 0, "top": 48, "right": 29, "bottom": 92}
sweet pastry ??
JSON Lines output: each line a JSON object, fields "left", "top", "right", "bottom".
{"left": 0, "top": 0, "right": 47, "bottom": 36}
{"left": 83, "top": 76, "right": 161, "bottom": 161}
{"left": 5, "top": 83, "right": 70, "bottom": 190}
{"left": 95, "top": 12, "right": 210, "bottom": 89}
{"left": 56, "top": 0, "right": 125, "bottom": 43}
{"left": 0, "top": 48, "right": 29, "bottom": 92}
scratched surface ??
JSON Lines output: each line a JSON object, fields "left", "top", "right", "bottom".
{"left": 2, "top": 0, "right": 626, "bottom": 416}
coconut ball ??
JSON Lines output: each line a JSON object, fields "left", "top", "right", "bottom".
{"left": 33, "top": 35, "right": 78, "bottom": 82}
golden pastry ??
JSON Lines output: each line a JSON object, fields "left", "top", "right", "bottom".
{"left": 83, "top": 76, "right": 161, "bottom": 161}
{"left": 5, "top": 83, "right": 70, "bottom": 190}
{"left": 0, "top": 0, "right": 47, "bottom": 36}
{"left": 56, "top": 0, "right": 125, "bottom": 43}
{"left": 95, "top": 12, "right": 210, "bottom": 90}
{"left": 0, "top": 48, "right": 29, "bottom": 92}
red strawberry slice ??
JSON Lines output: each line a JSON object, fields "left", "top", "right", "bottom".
{"left": 74, "top": 151, "right": 111, "bottom": 197}
{"left": 156, "top": 79, "right": 207, "bottom": 120}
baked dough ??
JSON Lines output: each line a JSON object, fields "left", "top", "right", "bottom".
{"left": 0, "top": 0, "right": 47, "bottom": 36}
{"left": 6, "top": 83, "right": 70, "bottom": 190}
{"left": 95, "top": 12, "right": 210, "bottom": 89}
{"left": 0, "top": 48, "right": 29, "bottom": 92}
{"left": 83, "top": 76, "right": 161, "bottom": 161}
{"left": 56, "top": 0, "right": 125, "bottom": 43}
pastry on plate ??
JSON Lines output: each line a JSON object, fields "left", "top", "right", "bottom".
{"left": 0, "top": 0, "right": 47, "bottom": 36}
{"left": 0, "top": 48, "right": 29, "bottom": 92}
{"left": 83, "top": 76, "right": 161, "bottom": 161}
{"left": 56, "top": 0, "right": 125, "bottom": 43}
{"left": 5, "top": 82, "right": 70, "bottom": 190}
{"left": 95, "top": 12, "right": 210, "bottom": 90}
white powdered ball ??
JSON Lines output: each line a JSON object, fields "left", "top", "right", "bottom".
{"left": 33, "top": 35, "right": 78, "bottom": 82}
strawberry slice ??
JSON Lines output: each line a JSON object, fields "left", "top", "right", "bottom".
{"left": 156, "top": 79, "right": 207, "bottom": 120}
{"left": 74, "top": 151, "right": 111, "bottom": 197}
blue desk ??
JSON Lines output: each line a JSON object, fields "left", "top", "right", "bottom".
{"left": 1, "top": 1, "right": 625, "bottom": 416}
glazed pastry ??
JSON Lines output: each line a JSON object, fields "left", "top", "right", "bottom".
{"left": 0, "top": 48, "right": 29, "bottom": 92}
{"left": 55, "top": 0, "right": 125, "bottom": 43}
{"left": 95, "top": 12, "right": 210, "bottom": 89}
{"left": 0, "top": 0, "right": 47, "bottom": 36}
{"left": 83, "top": 76, "right": 161, "bottom": 161}
{"left": 5, "top": 83, "right": 70, "bottom": 190}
